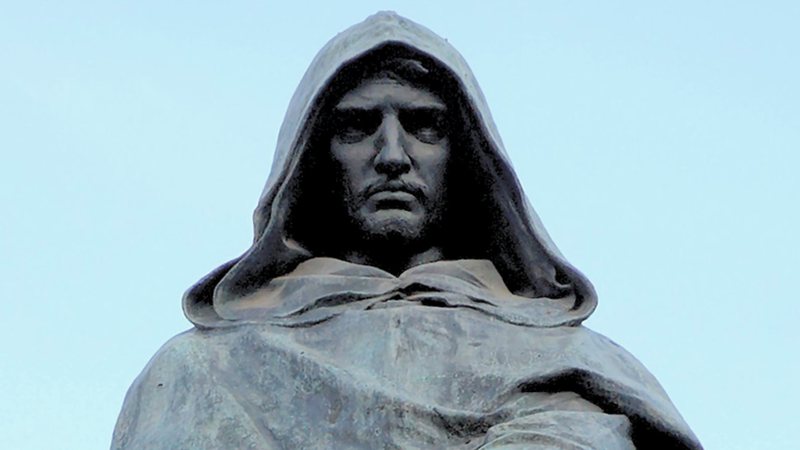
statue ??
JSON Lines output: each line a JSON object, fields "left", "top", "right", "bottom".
{"left": 112, "top": 12, "right": 702, "bottom": 449}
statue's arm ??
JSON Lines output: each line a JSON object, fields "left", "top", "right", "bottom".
{"left": 474, "top": 326, "right": 702, "bottom": 449}
{"left": 478, "top": 391, "right": 635, "bottom": 450}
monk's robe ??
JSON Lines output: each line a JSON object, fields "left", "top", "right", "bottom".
{"left": 113, "top": 259, "right": 698, "bottom": 449}
{"left": 113, "top": 12, "right": 702, "bottom": 449}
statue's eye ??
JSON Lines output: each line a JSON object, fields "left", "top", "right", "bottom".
{"left": 333, "top": 110, "right": 381, "bottom": 143}
{"left": 399, "top": 108, "right": 446, "bottom": 144}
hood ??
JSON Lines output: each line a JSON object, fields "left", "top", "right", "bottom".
{"left": 184, "top": 11, "right": 598, "bottom": 329}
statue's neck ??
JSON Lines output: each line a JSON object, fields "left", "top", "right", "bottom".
{"left": 342, "top": 246, "right": 444, "bottom": 276}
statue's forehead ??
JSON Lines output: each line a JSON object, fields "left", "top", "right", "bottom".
{"left": 335, "top": 78, "right": 445, "bottom": 110}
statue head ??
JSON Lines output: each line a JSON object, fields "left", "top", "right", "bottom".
{"left": 183, "top": 12, "right": 598, "bottom": 328}
{"left": 299, "top": 57, "right": 460, "bottom": 273}
{"left": 330, "top": 76, "right": 449, "bottom": 249}
{"left": 288, "top": 49, "right": 514, "bottom": 275}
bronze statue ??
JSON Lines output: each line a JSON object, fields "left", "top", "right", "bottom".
{"left": 112, "top": 12, "right": 701, "bottom": 449}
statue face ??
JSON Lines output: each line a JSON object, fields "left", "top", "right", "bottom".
{"left": 330, "top": 78, "right": 449, "bottom": 244}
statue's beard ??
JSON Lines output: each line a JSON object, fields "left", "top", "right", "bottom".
{"left": 339, "top": 186, "right": 446, "bottom": 251}
{"left": 353, "top": 208, "right": 430, "bottom": 244}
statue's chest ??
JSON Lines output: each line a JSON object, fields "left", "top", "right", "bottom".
{"left": 283, "top": 306, "right": 550, "bottom": 410}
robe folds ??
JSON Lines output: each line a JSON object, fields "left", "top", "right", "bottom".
{"left": 112, "top": 259, "right": 701, "bottom": 449}
{"left": 113, "top": 12, "right": 702, "bottom": 449}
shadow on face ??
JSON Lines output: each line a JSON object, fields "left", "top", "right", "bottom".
{"left": 329, "top": 77, "right": 449, "bottom": 248}
{"left": 286, "top": 52, "right": 495, "bottom": 269}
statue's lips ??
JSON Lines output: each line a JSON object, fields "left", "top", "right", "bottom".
{"left": 369, "top": 190, "right": 417, "bottom": 211}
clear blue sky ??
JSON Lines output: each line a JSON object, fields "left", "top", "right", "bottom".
{"left": 2, "top": 2, "right": 798, "bottom": 449}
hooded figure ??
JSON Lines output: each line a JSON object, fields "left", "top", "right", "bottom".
{"left": 112, "top": 12, "right": 702, "bottom": 450}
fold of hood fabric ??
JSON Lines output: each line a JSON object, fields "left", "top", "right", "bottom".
{"left": 195, "top": 258, "right": 585, "bottom": 328}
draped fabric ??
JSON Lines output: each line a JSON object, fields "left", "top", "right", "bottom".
{"left": 113, "top": 259, "right": 701, "bottom": 449}
{"left": 187, "top": 258, "right": 588, "bottom": 329}
{"left": 112, "top": 12, "right": 702, "bottom": 449}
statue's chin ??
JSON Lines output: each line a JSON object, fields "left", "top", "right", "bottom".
{"left": 359, "top": 209, "right": 426, "bottom": 244}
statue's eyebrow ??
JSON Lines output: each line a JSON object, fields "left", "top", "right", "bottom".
{"left": 334, "top": 99, "right": 446, "bottom": 111}
{"left": 399, "top": 106, "right": 446, "bottom": 115}
{"left": 399, "top": 101, "right": 447, "bottom": 111}
{"left": 333, "top": 105, "right": 379, "bottom": 112}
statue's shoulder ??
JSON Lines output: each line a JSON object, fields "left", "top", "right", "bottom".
{"left": 567, "top": 325, "right": 659, "bottom": 378}
{"left": 112, "top": 327, "right": 263, "bottom": 450}
{"left": 136, "top": 327, "right": 243, "bottom": 377}
{"left": 117, "top": 327, "right": 252, "bottom": 411}
{"left": 531, "top": 325, "right": 636, "bottom": 359}
{"left": 529, "top": 326, "right": 698, "bottom": 447}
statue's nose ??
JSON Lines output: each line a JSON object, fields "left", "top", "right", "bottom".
{"left": 374, "top": 114, "right": 411, "bottom": 176}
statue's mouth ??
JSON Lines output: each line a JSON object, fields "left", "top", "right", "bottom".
{"left": 371, "top": 191, "right": 416, "bottom": 211}
{"left": 365, "top": 180, "right": 425, "bottom": 198}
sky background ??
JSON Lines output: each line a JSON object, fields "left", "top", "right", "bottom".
{"left": 2, "top": 1, "right": 798, "bottom": 449}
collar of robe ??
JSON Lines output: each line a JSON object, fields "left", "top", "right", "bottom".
{"left": 185, "top": 257, "right": 587, "bottom": 329}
